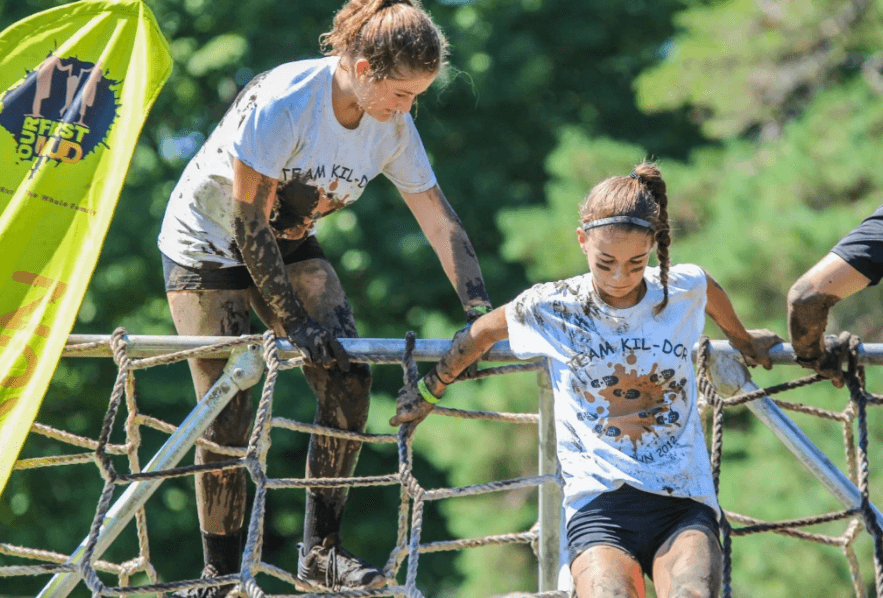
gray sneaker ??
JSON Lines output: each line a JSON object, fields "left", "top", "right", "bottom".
{"left": 169, "top": 565, "right": 234, "bottom": 598}
{"left": 297, "top": 535, "right": 385, "bottom": 590}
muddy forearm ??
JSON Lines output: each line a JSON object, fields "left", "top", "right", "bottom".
{"left": 449, "top": 229, "right": 492, "bottom": 310}
{"left": 408, "top": 185, "right": 491, "bottom": 310}
{"left": 426, "top": 330, "right": 480, "bottom": 394}
{"left": 233, "top": 202, "right": 307, "bottom": 326}
{"left": 425, "top": 308, "right": 508, "bottom": 396}
{"left": 787, "top": 278, "right": 839, "bottom": 360}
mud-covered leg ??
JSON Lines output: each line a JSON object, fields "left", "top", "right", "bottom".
{"left": 252, "top": 258, "right": 372, "bottom": 543}
{"left": 652, "top": 527, "right": 722, "bottom": 598}
{"left": 251, "top": 256, "right": 382, "bottom": 589}
{"left": 571, "top": 545, "right": 646, "bottom": 598}
{"left": 287, "top": 259, "right": 370, "bottom": 548}
{"left": 168, "top": 289, "right": 252, "bottom": 576}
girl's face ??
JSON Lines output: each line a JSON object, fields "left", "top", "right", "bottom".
{"left": 577, "top": 226, "right": 654, "bottom": 309}
{"left": 354, "top": 60, "right": 435, "bottom": 121}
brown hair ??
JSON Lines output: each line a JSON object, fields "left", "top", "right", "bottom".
{"left": 579, "top": 162, "right": 672, "bottom": 314}
{"left": 320, "top": 0, "right": 448, "bottom": 80}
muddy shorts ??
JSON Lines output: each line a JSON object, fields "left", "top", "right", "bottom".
{"left": 830, "top": 203, "right": 883, "bottom": 286}
{"left": 162, "top": 236, "right": 327, "bottom": 292}
{"left": 566, "top": 483, "right": 720, "bottom": 578}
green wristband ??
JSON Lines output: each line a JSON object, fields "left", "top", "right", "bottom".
{"left": 468, "top": 305, "right": 492, "bottom": 315}
{"left": 417, "top": 378, "right": 439, "bottom": 404}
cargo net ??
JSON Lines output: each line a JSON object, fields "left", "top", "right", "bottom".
{"left": 0, "top": 328, "right": 559, "bottom": 598}
{"left": 696, "top": 336, "right": 883, "bottom": 598}
{"left": 1, "top": 329, "right": 883, "bottom": 597}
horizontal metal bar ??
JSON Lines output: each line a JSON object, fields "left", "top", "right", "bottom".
{"left": 64, "top": 335, "right": 531, "bottom": 362}
{"left": 62, "top": 334, "right": 883, "bottom": 365}
{"left": 705, "top": 340, "right": 883, "bottom": 366}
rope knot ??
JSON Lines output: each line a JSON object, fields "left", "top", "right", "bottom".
{"left": 110, "top": 326, "right": 129, "bottom": 368}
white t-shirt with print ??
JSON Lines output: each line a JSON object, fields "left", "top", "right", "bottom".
{"left": 505, "top": 263, "right": 719, "bottom": 524}
{"left": 158, "top": 56, "right": 437, "bottom": 269}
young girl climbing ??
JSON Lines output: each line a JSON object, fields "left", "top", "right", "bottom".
{"left": 157, "top": 0, "right": 492, "bottom": 594}
{"left": 391, "top": 163, "right": 782, "bottom": 598}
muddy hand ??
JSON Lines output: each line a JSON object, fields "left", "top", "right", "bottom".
{"left": 390, "top": 381, "right": 435, "bottom": 427}
{"left": 740, "top": 329, "right": 784, "bottom": 370}
{"left": 285, "top": 317, "right": 350, "bottom": 371}
{"left": 796, "top": 332, "right": 852, "bottom": 388}
{"left": 812, "top": 351, "right": 847, "bottom": 388}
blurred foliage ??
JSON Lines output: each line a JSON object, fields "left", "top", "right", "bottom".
{"left": 636, "top": 0, "right": 882, "bottom": 140}
{"left": 2, "top": 0, "right": 883, "bottom": 596}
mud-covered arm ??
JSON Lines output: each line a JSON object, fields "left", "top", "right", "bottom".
{"left": 232, "top": 158, "right": 301, "bottom": 322}
{"left": 703, "top": 269, "right": 782, "bottom": 369}
{"left": 787, "top": 252, "right": 870, "bottom": 362}
{"left": 390, "top": 306, "right": 509, "bottom": 426}
{"left": 231, "top": 158, "right": 349, "bottom": 368}
{"left": 399, "top": 184, "right": 492, "bottom": 315}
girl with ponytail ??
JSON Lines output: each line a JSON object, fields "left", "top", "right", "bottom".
{"left": 160, "top": 1, "right": 492, "bottom": 594}
{"left": 391, "top": 162, "right": 782, "bottom": 598}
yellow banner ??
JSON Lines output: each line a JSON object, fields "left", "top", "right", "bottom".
{"left": 0, "top": 0, "right": 172, "bottom": 495}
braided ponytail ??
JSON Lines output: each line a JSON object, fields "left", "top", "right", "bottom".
{"left": 632, "top": 163, "right": 671, "bottom": 315}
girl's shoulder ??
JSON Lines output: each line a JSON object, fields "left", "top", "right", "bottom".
{"left": 515, "top": 273, "right": 592, "bottom": 305}
{"left": 647, "top": 263, "right": 706, "bottom": 292}
{"left": 255, "top": 57, "right": 337, "bottom": 103}
{"left": 269, "top": 56, "right": 336, "bottom": 78}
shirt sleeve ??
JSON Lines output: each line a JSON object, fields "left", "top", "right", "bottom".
{"left": 231, "top": 96, "right": 297, "bottom": 180}
{"left": 830, "top": 204, "right": 883, "bottom": 286}
{"left": 504, "top": 285, "right": 567, "bottom": 362}
{"left": 381, "top": 113, "right": 437, "bottom": 194}
{"left": 668, "top": 263, "right": 708, "bottom": 298}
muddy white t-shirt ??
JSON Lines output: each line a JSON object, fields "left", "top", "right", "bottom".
{"left": 505, "top": 264, "right": 719, "bottom": 523}
{"left": 158, "top": 56, "right": 437, "bottom": 269}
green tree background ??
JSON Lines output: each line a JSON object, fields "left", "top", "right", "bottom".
{"left": 2, "top": 0, "right": 883, "bottom": 596}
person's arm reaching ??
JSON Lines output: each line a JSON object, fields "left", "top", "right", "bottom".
{"left": 231, "top": 158, "right": 349, "bottom": 369}
{"left": 390, "top": 306, "right": 509, "bottom": 426}
{"left": 787, "top": 252, "right": 870, "bottom": 385}
{"left": 788, "top": 253, "right": 869, "bottom": 360}
{"left": 399, "top": 184, "right": 493, "bottom": 317}
{"left": 703, "top": 269, "right": 782, "bottom": 369}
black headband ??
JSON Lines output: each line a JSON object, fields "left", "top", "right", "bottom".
{"left": 581, "top": 216, "right": 657, "bottom": 232}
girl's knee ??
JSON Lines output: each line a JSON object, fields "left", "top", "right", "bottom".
{"left": 666, "top": 586, "right": 718, "bottom": 598}
{"left": 662, "top": 567, "right": 720, "bottom": 598}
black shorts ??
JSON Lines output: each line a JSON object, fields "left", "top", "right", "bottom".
{"left": 566, "top": 484, "right": 720, "bottom": 578}
{"left": 831, "top": 204, "right": 883, "bottom": 286}
{"left": 162, "top": 236, "right": 327, "bottom": 292}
